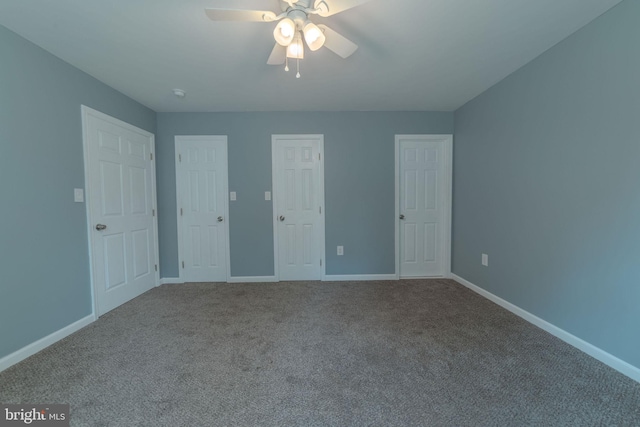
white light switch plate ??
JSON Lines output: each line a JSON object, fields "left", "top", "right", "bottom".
{"left": 337, "top": 246, "right": 344, "bottom": 256}
{"left": 74, "top": 188, "right": 84, "bottom": 203}
{"left": 230, "top": 191, "right": 236, "bottom": 201}
{"left": 482, "top": 254, "right": 488, "bottom": 266}
{"left": 265, "top": 191, "right": 271, "bottom": 201}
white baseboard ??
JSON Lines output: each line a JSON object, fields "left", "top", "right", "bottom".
{"left": 0, "top": 314, "right": 95, "bottom": 373}
{"left": 162, "top": 277, "right": 281, "bottom": 284}
{"left": 167, "top": 275, "right": 401, "bottom": 284}
{"left": 451, "top": 273, "right": 640, "bottom": 383}
{"left": 324, "top": 274, "right": 398, "bottom": 281}
{"left": 227, "top": 276, "right": 278, "bottom": 283}
{"left": 159, "top": 277, "right": 182, "bottom": 285}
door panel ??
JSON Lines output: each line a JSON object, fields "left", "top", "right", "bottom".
{"left": 129, "top": 166, "right": 147, "bottom": 214}
{"left": 83, "top": 107, "right": 158, "bottom": 316}
{"left": 273, "top": 136, "right": 324, "bottom": 281}
{"left": 176, "top": 136, "right": 229, "bottom": 282}
{"left": 100, "top": 162, "right": 124, "bottom": 216}
{"left": 398, "top": 136, "right": 449, "bottom": 277}
{"left": 132, "top": 229, "right": 151, "bottom": 279}
{"left": 104, "top": 233, "right": 126, "bottom": 289}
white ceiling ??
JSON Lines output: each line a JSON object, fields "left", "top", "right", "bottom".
{"left": 0, "top": 0, "right": 622, "bottom": 112}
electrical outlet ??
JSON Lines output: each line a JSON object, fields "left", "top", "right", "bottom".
{"left": 482, "top": 254, "right": 489, "bottom": 267}
{"left": 265, "top": 191, "right": 271, "bottom": 201}
{"left": 337, "top": 246, "right": 344, "bottom": 256}
{"left": 230, "top": 191, "right": 236, "bottom": 201}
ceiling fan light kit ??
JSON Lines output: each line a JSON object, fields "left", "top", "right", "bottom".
{"left": 205, "top": 0, "right": 372, "bottom": 78}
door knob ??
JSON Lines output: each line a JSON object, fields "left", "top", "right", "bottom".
{"left": 217, "top": 216, "right": 224, "bottom": 222}
{"left": 399, "top": 215, "right": 405, "bottom": 220}
{"left": 95, "top": 224, "right": 107, "bottom": 231}
{"left": 279, "top": 215, "right": 285, "bottom": 222}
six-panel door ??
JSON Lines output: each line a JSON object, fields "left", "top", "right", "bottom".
{"left": 84, "top": 108, "right": 157, "bottom": 315}
{"left": 176, "top": 137, "right": 229, "bottom": 282}
{"left": 273, "top": 136, "right": 324, "bottom": 281}
{"left": 399, "top": 136, "right": 447, "bottom": 277}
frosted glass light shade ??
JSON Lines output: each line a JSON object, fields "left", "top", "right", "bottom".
{"left": 303, "top": 22, "right": 325, "bottom": 51}
{"left": 274, "top": 18, "right": 296, "bottom": 46}
{"left": 286, "top": 33, "right": 304, "bottom": 59}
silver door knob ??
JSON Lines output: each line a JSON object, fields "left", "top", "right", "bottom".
{"left": 96, "top": 224, "right": 107, "bottom": 231}
{"left": 399, "top": 215, "right": 405, "bottom": 220}
{"left": 279, "top": 215, "right": 285, "bottom": 222}
{"left": 217, "top": 216, "right": 224, "bottom": 222}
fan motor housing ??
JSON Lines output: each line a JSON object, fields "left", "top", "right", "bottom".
{"left": 287, "top": 9, "right": 309, "bottom": 28}
{"left": 280, "top": 0, "right": 314, "bottom": 12}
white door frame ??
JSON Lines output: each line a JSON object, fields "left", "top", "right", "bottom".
{"left": 394, "top": 134, "right": 453, "bottom": 279}
{"left": 271, "top": 134, "right": 326, "bottom": 281}
{"left": 81, "top": 105, "right": 160, "bottom": 317}
{"left": 175, "top": 135, "right": 231, "bottom": 283}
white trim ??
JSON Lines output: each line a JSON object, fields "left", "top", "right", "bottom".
{"left": 81, "top": 106, "right": 160, "bottom": 318}
{"left": 150, "top": 135, "right": 161, "bottom": 287}
{"left": 394, "top": 139, "right": 401, "bottom": 280}
{"left": 162, "top": 277, "right": 281, "bottom": 284}
{"left": 81, "top": 106, "right": 98, "bottom": 317}
{"left": 324, "top": 274, "right": 398, "bottom": 282}
{"left": 0, "top": 314, "right": 95, "bottom": 373}
{"left": 174, "top": 136, "right": 231, "bottom": 283}
{"left": 228, "top": 276, "right": 279, "bottom": 283}
{"left": 159, "top": 278, "right": 182, "bottom": 285}
{"left": 443, "top": 136, "right": 453, "bottom": 277}
{"left": 451, "top": 273, "right": 640, "bottom": 384}
{"left": 319, "top": 139, "right": 326, "bottom": 280}
{"left": 395, "top": 134, "right": 453, "bottom": 279}
{"left": 271, "top": 135, "right": 326, "bottom": 281}
{"left": 174, "top": 138, "right": 184, "bottom": 282}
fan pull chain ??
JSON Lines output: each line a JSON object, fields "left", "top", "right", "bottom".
{"left": 296, "top": 58, "right": 301, "bottom": 79}
{"left": 284, "top": 57, "right": 289, "bottom": 72}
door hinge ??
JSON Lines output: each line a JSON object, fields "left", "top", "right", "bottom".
{"left": 150, "top": 153, "right": 153, "bottom": 161}
{"left": 178, "top": 153, "right": 182, "bottom": 162}
{"left": 155, "top": 264, "right": 158, "bottom": 272}
{"left": 180, "top": 208, "right": 183, "bottom": 216}
{"left": 319, "top": 206, "right": 322, "bottom": 214}
{"left": 320, "top": 259, "right": 323, "bottom": 266}
{"left": 152, "top": 209, "right": 155, "bottom": 217}
{"left": 318, "top": 153, "right": 321, "bottom": 160}
{"left": 182, "top": 261, "right": 185, "bottom": 269}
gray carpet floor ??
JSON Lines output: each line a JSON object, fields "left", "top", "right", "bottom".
{"left": 0, "top": 279, "right": 638, "bottom": 426}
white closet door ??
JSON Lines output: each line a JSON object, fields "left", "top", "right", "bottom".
{"left": 176, "top": 136, "right": 229, "bottom": 282}
{"left": 397, "top": 135, "right": 451, "bottom": 277}
{"left": 83, "top": 106, "right": 159, "bottom": 316}
{"left": 272, "top": 135, "right": 325, "bottom": 281}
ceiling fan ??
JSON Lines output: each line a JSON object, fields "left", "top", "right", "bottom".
{"left": 205, "top": 0, "right": 373, "bottom": 77}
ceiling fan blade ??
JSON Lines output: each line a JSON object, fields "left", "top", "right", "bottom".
{"left": 267, "top": 43, "right": 286, "bottom": 65}
{"left": 314, "top": 0, "right": 373, "bottom": 17}
{"left": 317, "top": 25, "right": 358, "bottom": 58}
{"left": 205, "top": 8, "right": 277, "bottom": 22}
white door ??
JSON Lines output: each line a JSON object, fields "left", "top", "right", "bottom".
{"left": 396, "top": 135, "right": 452, "bottom": 277}
{"left": 82, "top": 106, "right": 159, "bottom": 316}
{"left": 175, "top": 136, "right": 229, "bottom": 282}
{"left": 272, "top": 135, "right": 325, "bottom": 281}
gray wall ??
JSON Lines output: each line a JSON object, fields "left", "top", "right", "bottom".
{"left": 156, "top": 112, "right": 453, "bottom": 278}
{"left": 0, "top": 26, "right": 156, "bottom": 360}
{"left": 453, "top": 0, "right": 640, "bottom": 368}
